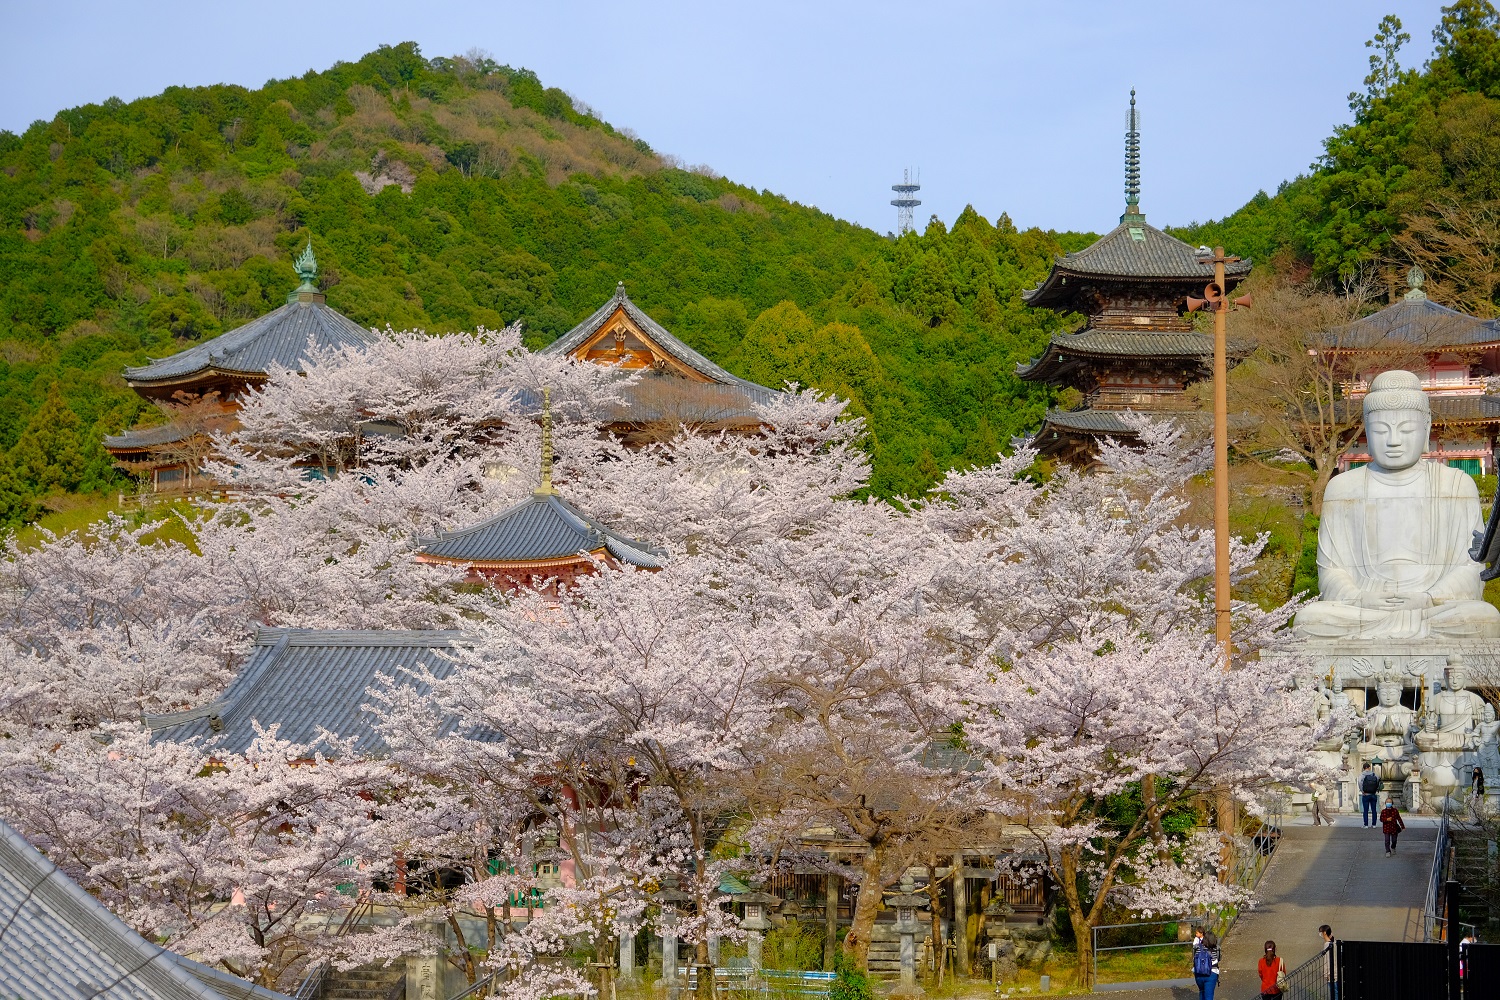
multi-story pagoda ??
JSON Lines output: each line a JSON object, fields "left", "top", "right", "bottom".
{"left": 415, "top": 390, "right": 664, "bottom": 590}
{"left": 103, "top": 244, "right": 375, "bottom": 490}
{"left": 1018, "top": 92, "right": 1251, "bottom": 465}
{"left": 1326, "top": 268, "right": 1500, "bottom": 473}
{"left": 540, "top": 282, "right": 785, "bottom": 442}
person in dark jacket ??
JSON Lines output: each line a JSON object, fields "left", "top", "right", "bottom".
{"left": 1380, "top": 798, "right": 1405, "bottom": 855}
{"left": 1359, "top": 763, "right": 1379, "bottom": 826}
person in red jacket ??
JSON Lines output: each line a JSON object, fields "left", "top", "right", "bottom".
{"left": 1380, "top": 797, "right": 1406, "bottom": 855}
{"left": 1257, "top": 939, "right": 1285, "bottom": 998}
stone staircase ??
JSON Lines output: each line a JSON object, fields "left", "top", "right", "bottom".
{"left": 319, "top": 962, "right": 405, "bottom": 1000}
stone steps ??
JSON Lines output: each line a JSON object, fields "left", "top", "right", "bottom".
{"left": 321, "top": 962, "right": 405, "bottom": 1000}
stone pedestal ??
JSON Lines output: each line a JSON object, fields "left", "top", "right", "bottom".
{"left": 1266, "top": 638, "right": 1500, "bottom": 811}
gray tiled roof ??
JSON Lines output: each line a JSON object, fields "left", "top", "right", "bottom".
{"left": 124, "top": 299, "right": 376, "bottom": 385}
{"left": 103, "top": 420, "right": 194, "bottom": 450}
{"left": 1039, "top": 409, "right": 1141, "bottom": 434}
{"left": 1322, "top": 296, "right": 1500, "bottom": 350}
{"left": 418, "top": 492, "right": 665, "bottom": 569}
{"left": 1024, "top": 220, "right": 1250, "bottom": 308}
{"left": 145, "top": 629, "right": 475, "bottom": 756}
{"left": 1016, "top": 329, "right": 1218, "bottom": 381}
{"left": 1430, "top": 394, "right": 1500, "bottom": 423}
{"left": 540, "top": 283, "right": 785, "bottom": 407}
{"left": 0, "top": 818, "right": 291, "bottom": 999}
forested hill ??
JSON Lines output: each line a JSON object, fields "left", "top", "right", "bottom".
{"left": 1178, "top": 0, "right": 1500, "bottom": 311}
{"left": 0, "top": 42, "right": 1083, "bottom": 521}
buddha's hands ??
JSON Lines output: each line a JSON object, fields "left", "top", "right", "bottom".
{"left": 1355, "top": 592, "right": 1434, "bottom": 610}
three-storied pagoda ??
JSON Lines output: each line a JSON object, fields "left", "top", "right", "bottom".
{"left": 104, "top": 244, "right": 375, "bottom": 490}
{"left": 1018, "top": 92, "right": 1251, "bottom": 464}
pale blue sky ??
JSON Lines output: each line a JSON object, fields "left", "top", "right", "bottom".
{"left": 2, "top": 1, "right": 1451, "bottom": 234}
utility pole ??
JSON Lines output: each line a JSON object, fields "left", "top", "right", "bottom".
{"left": 1189, "top": 248, "right": 1250, "bottom": 665}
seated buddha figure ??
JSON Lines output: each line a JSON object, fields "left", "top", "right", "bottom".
{"left": 1294, "top": 370, "right": 1500, "bottom": 640}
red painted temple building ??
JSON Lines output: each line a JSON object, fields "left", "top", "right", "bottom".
{"left": 1324, "top": 268, "right": 1500, "bottom": 474}
{"left": 1018, "top": 92, "right": 1251, "bottom": 464}
{"left": 103, "top": 244, "right": 374, "bottom": 490}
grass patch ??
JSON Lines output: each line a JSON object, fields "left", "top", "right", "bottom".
{"left": 10, "top": 493, "right": 201, "bottom": 551}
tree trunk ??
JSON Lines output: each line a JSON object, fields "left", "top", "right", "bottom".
{"left": 843, "top": 850, "right": 885, "bottom": 972}
{"left": 1309, "top": 460, "right": 1336, "bottom": 518}
{"left": 824, "top": 873, "right": 839, "bottom": 971}
{"left": 1058, "top": 852, "right": 1095, "bottom": 989}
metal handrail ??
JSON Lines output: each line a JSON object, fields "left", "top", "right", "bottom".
{"left": 1421, "top": 797, "right": 1452, "bottom": 942}
{"left": 445, "top": 971, "right": 500, "bottom": 1000}
{"left": 293, "top": 896, "right": 376, "bottom": 1000}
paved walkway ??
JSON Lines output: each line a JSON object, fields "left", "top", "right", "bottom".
{"left": 1097, "top": 815, "right": 1436, "bottom": 998}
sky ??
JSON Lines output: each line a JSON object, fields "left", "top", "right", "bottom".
{"left": 1, "top": 0, "right": 1453, "bottom": 235}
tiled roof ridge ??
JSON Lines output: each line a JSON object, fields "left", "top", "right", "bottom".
{"left": 0, "top": 819, "right": 239, "bottom": 999}
{"left": 251, "top": 627, "right": 471, "bottom": 647}
{"left": 540, "top": 285, "right": 783, "bottom": 398}
{"left": 123, "top": 299, "right": 376, "bottom": 383}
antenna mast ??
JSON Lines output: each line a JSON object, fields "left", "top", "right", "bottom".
{"left": 890, "top": 168, "right": 922, "bottom": 236}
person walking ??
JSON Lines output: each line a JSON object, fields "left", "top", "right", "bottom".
{"left": 1312, "top": 783, "right": 1336, "bottom": 826}
{"left": 1191, "top": 926, "right": 1221, "bottom": 1000}
{"left": 1319, "top": 925, "right": 1338, "bottom": 1000}
{"left": 1380, "top": 797, "right": 1405, "bottom": 855}
{"left": 1257, "top": 939, "right": 1286, "bottom": 999}
{"left": 1359, "top": 763, "right": 1379, "bottom": 826}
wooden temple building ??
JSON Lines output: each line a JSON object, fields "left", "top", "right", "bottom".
{"left": 1324, "top": 268, "right": 1500, "bottom": 473}
{"left": 540, "top": 281, "right": 785, "bottom": 442}
{"left": 103, "top": 244, "right": 375, "bottom": 490}
{"left": 1018, "top": 92, "right": 1251, "bottom": 464}
{"left": 415, "top": 389, "right": 665, "bottom": 590}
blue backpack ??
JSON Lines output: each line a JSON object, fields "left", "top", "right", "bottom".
{"left": 1193, "top": 943, "right": 1214, "bottom": 977}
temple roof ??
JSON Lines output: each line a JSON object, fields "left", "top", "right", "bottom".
{"left": 541, "top": 283, "right": 784, "bottom": 407}
{"left": 102, "top": 421, "right": 194, "bottom": 451}
{"left": 124, "top": 298, "right": 375, "bottom": 388}
{"left": 417, "top": 491, "right": 665, "bottom": 570}
{"left": 1016, "top": 329, "right": 1220, "bottom": 382}
{"left": 1429, "top": 394, "right": 1500, "bottom": 424}
{"left": 1023, "top": 221, "right": 1252, "bottom": 310}
{"left": 145, "top": 628, "right": 477, "bottom": 756}
{"left": 1320, "top": 293, "right": 1500, "bottom": 351}
{"left": 0, "top": 818, "right": 291, "bottom": 999}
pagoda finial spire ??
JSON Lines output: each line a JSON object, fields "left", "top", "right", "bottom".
{"left": 288, "top": 240, "right": 325, "bottom": 303}
{"left": 1122, "top": 89, "right": 1144, "bottom": 224}
{"left": 537, "top": 386, "right": 555, "bottom": 495}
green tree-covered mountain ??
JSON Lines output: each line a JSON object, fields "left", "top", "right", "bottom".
{"left": 0, "top": 43, "right": 1081, "bottom": 521}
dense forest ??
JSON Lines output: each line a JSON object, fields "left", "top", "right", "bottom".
{"left": 5, "top": 2, "right": 1500, "bottom": 526}
{"left": 0, "top": 43, "right": 1081, "bottom": 521}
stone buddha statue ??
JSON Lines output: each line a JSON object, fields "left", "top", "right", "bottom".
{"left": 1360, "top": 668, "right": 1416, "bottom": 781}
{"left": 1294, "top": 370, "right": 1500, "bottom": 640}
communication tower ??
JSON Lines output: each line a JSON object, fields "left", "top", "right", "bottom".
{"left": 890, "top": 168, "right": 921, "bottom": 235}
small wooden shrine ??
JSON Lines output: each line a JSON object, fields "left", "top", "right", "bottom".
{"left": 415, "top": 389, "right": 664, "bottom": 591}
{"left": 540, "top": 282, "right": 785, "bottom": 442}
{"left": 1323, "top": 267, "right": 1500, "bottom": 473}
{"left": 1018, "top": 92, "right": 1251, "bottom": 464}
{"left": 103, "top": 244, "right": 374, "bottom": 490}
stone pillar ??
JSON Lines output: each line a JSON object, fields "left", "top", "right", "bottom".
{"left": 662, "top": 926, "right": 679, "bottom": 996}
{"left": 823, "top": 874, "right": 839, "bottom": 971}
{"left": 620, "top": 931, "right": 636, "bottom": 982}
{"left": 951, "top": 855, "right": 969, "bottom": 975}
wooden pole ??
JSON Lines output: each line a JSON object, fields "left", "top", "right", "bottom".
{"left": 1212, "top": 248, "right": 1232, "bottom": 664}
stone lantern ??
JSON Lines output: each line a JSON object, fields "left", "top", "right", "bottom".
{"left": 732, "top": 883, "right": 782, "bottom": 974}
{"left": 653, "top": 874, "right": 693, "bottom": 998}
{"left": 886, "top": 874, "right": 928, "bottom": 994}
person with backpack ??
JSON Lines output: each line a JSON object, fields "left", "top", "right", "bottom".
{"left": 1359, "top": 763, "right": 1379, "bottom": 826}
{"left": 1257, "top": 939, "right": 1286, "bottom": 998}
{"left": 1380, "top": 797, "right": 1405, "bottom": 855}
{"left": 1191, "top": 926, "right": 1220, "bottom": 1000}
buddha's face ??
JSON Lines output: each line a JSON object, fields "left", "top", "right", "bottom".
{"left": 1365, "top": 407, "right": 1429, "bottom": 471}
{"left": 1448, "top": 667, "right": 1469, "bottom": 692}
{"left": 1378, "top": 681, "right": 1402, "bottom": 707}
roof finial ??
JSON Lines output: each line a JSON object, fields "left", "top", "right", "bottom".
{"left": 1122, "top": 89, "right": 1145, "bottom": 224}
{"left": 615, "top": 280, "right": 627, "bottom": 300}
{"left": 1405, "top": 264, "right": 1427, "bottom": 302}
{"left": 537, "top": 386, "right": 555, "bottom": 495}
{"left": 288, "top": 240, "right": 323, "bottom": 303}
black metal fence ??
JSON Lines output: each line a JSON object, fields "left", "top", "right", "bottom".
{"left": 1339, "top": 939, "right": 1447, "bottom": 999}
